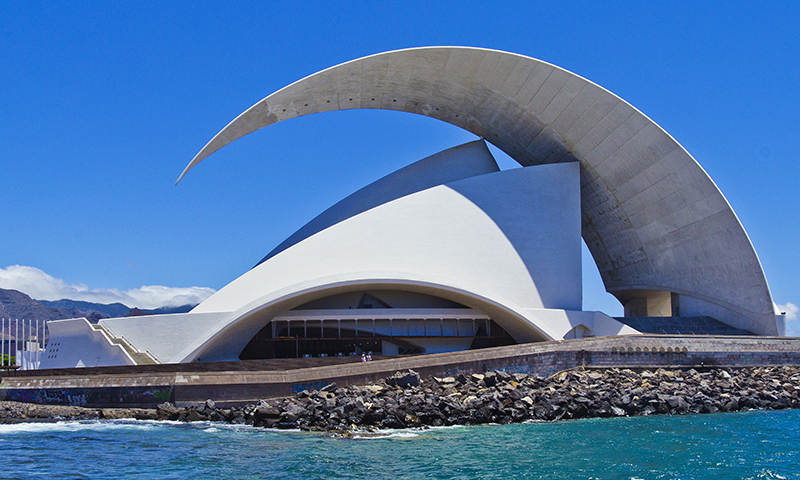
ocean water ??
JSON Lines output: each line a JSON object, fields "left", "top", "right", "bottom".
{"left": 2, "top": 410, "right": 799, "bottom": 479}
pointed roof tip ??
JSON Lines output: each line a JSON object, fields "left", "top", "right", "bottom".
{"left": 175, "top": 160, "right": 192, "bottom": 185}
{"left": 175, "top": 152, "right": 206, "bottom": 185}
{"left": 175, "top": 171, "right": 187, "bottom": 185}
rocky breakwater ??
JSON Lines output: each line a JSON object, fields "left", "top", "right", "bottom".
{"left": 156, "top": 366, "right": 800, "bottom": 434}
{"left": 0, "top": 401, "right": 157, "bottom": 424}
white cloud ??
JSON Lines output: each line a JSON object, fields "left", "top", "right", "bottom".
{"left": 0, "top": 265, "right": 215, "bottom": 310}
{"left": 777, "top": 302, "right": 799, "bottom": 336}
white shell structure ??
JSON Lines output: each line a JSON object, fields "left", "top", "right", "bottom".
{"left": 39, "top": 47, "right": 783, "bottom": 369}
{"left": 178, "top": 46, "right": 781, "bottom": 337}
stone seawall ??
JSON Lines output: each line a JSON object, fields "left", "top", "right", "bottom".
{"left": 2, "top": 335, "right": 799, "bottom": 408}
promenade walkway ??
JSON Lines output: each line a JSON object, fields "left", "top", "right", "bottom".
{"left": 2, "top": 335, "right": 799, "bottom": 408}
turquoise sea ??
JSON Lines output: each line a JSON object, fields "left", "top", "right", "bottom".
{"left": 2, "top": 409, "right": 799, "bottom": 479}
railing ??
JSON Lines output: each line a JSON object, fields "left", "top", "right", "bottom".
{"left": 93, "top": 324, "right": 159, "bottom": 364}
{"left": 1, "top": 317, "right": 48, "bottom": 371}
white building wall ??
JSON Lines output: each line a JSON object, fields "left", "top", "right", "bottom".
{"left": 39, "top": 318, "right": 134, "bottom": 369}
{"left": 99, "top": 312, "right": 230, "bottom": 363}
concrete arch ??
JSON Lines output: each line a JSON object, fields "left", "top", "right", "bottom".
{"left": 178, "top": 46, "right": 778, "bottom": 335}
{"left": 185, "top": 276, "right": 554, "bottom": 363}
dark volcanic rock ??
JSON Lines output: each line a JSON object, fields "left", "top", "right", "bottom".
{"left": 235, "top": 365, "right": 799, "bottom": 434}
{"left": 0, "top": 401, "right": 156, "bottom": 423}
{"left": 156, "top": 402, "right": 182, "bottom": 420}
{"left": 386, "top": 370, "right": 421, "bottom": 389}
{"left": 5, "top": 366, "right": 800, "bottom": 435}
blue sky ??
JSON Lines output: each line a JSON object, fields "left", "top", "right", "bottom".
{"left": 1, "top": 2, "right": 798, "bottom": 322}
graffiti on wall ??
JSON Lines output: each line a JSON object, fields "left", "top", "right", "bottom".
{"left": 4, "top": 386, "right": 173, "bottom": 406}
{"left": 292, "top": 381, "right": 328, "bottom": 393}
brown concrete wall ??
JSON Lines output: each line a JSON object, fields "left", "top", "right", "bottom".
{"left": 3, "top": 335, "right": 799, "bottom": 408}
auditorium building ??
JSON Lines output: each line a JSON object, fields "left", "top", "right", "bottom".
{"left": 41, "top": 47, "right": 785, "bottom": 369}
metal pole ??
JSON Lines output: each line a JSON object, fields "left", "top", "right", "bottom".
{"left": 1, "top": 317, "right": 4, "bottom": 367}
{"left": 15, "top": 318, "right": 18, "bottom": 367}
{"left": 36, "top": 318, "right": 40, "bottom": 369}
{"left": 27, "top": 319, "right": 30, "bottom": 369}
{"left": 27, "top": 318, "right": 30, "bottom": 370}
{"left": 25, "top": 319, "right": 29, "bottom": 370}
{"left": 21, "top": 318, "right": 25, "bottom": 370}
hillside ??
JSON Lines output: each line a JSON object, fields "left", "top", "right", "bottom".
{"left": 0, "top": 288, "right": 75, "bottom": 323}
{"left": 40, "top": 299, "right": 131, "bottom": 318}
{"left": 0, "top": 289, "right": 198, "bottom": 334}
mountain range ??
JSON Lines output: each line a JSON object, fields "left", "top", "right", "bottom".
{"left": 0, "top": 288, "right": 196, "bottom": 329}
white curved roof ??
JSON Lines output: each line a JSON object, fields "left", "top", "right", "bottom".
{"left": 186, "top": 160, "right": 583, "bottom": 361}
{"left": 258, "top": 140, "right": 499, "bottom": 265}
{"left": 179, "top": 46, "right": 778, "bottom": 335}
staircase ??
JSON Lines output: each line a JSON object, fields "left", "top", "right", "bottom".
{"left": 90, "top": 323, "right": 158, "bottom": 365}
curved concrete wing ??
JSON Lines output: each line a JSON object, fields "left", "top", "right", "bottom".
{"left": 258, "top": 139, "right": 499, "bottom": 266}
{"left": 179, "top": 46, "right": 778, "bottom": 335}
